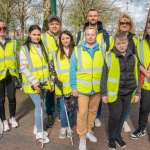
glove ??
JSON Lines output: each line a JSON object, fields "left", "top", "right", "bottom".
{"left": 67, "top": 95, "right": 78, "bottom": 112}
{"left": 13, "top": 77, "right": 22, "bottom": 89}
{"left": 55, "top": 78, "right": 63, "bottom": 89}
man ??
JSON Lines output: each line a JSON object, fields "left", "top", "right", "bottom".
{"left": 0, "top": 20, "right": 19, "bottom": 131}
{"left": 77, "top": 8, "right": 113, "bottom": 127}
{"left": 76, "top": 8, "right": 112, "bottom": 51}
{"left": 70, "top": 27, "right": 104, "bottom": 150}
{"left": 41, "top": 15, "right": 61, "bottom": 128}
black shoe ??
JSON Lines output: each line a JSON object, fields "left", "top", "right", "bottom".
{"left": 108, "top": 139, "right": 116, "bottom": 150}
{"left": 130, "top": 127, "right": 146, "bottom": 140}
{"left": 46, "top": 115, "right": 54, "bottom": 128}
{"left": 115, "top": 136, "right": 126, "bottom": 148}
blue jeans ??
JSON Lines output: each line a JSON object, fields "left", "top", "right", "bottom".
{"left": 30, "top": 93, "right": 44, "bottom": 133}
{"left": 124, "top": 105, "right": 131, "bottom": 121}
{"left": 45, "top": 91, "right": 60, "bottom": 116}
{"left": 96, "top": 100, "right": 102, "bottom": 118}
{"left": 59, "top": 97, "right": 74, "bottom": 128}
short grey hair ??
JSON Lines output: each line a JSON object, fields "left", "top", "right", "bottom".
{"left": 84, "top": 26, "right": 98, "bottom": 35}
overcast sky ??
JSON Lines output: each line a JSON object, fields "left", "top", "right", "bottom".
{"left": 111, "top": 0, "right": 150, "bottom": 30}
{"left": 112, "top": 0, "right": 149, "bottom": 18}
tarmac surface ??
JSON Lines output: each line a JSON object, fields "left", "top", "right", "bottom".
{"left": 0, "top": 90, "right": 150, "bottom": 150}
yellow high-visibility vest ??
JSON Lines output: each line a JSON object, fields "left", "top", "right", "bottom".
{"left": 106, "top": 51, "right": 138, "bottom": 102}
{"left": 137, "top": 39, "right": 150, "bottom": 90}
{"left": 41, "top": 32, "right": 58, "bottom": 57}
{"left": 0, "top": 40, "right": 18, "bottom": 80}
{"left": 75, "top": 46, "right": 104, "bottom": 94}
{"left": 21, "top": 45, "right": 51, "bottom": 94}
{"left": 54, "top": 51, "right": 71, "bottom": 95}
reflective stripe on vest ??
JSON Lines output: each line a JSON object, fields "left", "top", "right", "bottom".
{"left": 77, "top": 46, "right": 103, "bottom": 72}
{"left": 42, "top": 33, "right": 57, "bottom": 56}
{"left": 21, "top": 45, "right": 51, "bottom": 94}
{"left": 0, "top": 40, "right": 18, "bottom": 80}
{"left": 54, "top": 51, "right": 71, "bottom": 95}
{"left": 75, "top": 46, "right": 103, "bottom": 93}
{"left": 106, "top": 52, "right": 138, "bottom": 102}
{"left": 23, "top": 77, "right": 50, "bottom": 85}
{"left": 137, "top": 40, "right": 150, "bottom": 90}
{"left": 23, "top": 46, "right": 49, "bottom": 72}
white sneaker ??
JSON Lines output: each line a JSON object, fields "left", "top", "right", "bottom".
{"left": 58, "top": 117, "right": 60, "bottom": 122}
{"left": 9, "top": 117, "right": 18, "bottom": 128}
{"left": 79, "top": 137, "right": 86, "bottom": 150}
{"left": 3, "top": 120, "right": 10, "bottom": 132}
{"left": 123, "top": 121, "right": 131, "bottom": 133}
{"left": 66, "top": 127, "right": 74, "bottom": 138}
{"left": 36, "top": 131, "right": 50, "bottom": 143}
{"left": 86, "top": 131, "right": 97, "bottom": 142}
{"left": 59, "top": 128, "right": 66, "bottom": 139}
{"left": 95, "top": 118, "right": 101, "bottom": 127}
{"left": 33, "top": 126, "right": 37, "bottom": 134}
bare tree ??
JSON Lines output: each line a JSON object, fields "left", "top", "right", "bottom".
{"left": 0, "top": 0, "right": 16, "bottom": 31}
{"left": 13, "top": 0, "right": 32, "bottom": 41}
{"left": 57, "top": 0, "right": 69, "bottom": 21}
{"left": 30, "top": 3, "right": 43, "bottom": 25}
{"left": 43, "top": 0, "right": 50, "bottom": 31}
{"left": 64, "top": 0, "right": 122, "bottom": 34}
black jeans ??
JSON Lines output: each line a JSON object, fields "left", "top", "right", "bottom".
{"left": 108, "top": 93, "right": 132, "bottom": 139}
{"left": 0, "top": 75, "right": 16, "bottom": 121}
{"left": 45, "top": 90, "right": 60, "bottom": 116}
{"left": 138, "top": 88, "right": 150, "bottom": 130}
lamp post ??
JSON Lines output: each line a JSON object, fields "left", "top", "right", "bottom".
{"left": 50, "top": 0, "right": 57, "bottom": 15}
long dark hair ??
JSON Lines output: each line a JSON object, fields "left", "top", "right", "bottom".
{"left": 59, "top": 30, "right": 75, "bottom": 60}
{"left": 24, "top": 25, "right": 49, "bottom": 65}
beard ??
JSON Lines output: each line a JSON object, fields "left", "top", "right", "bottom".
{"left": 89, "top": 21, "right": 97, "bottom": 26}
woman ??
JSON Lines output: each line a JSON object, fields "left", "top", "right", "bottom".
{"left": 117, "top": 14, "right": 139, "bottom": 133}
{"left": 118, "top": 14, "right": 139, "bottom": 54}
{"left": 130, "top": 20, "right": 150, "bottom": 140}
{"left": 0, "top": 19, "right": 18, "bottom": 131}
{"left": 20, "top": 25, "right": 56, "bottom": 143}
{"left": 54, "top": 30, "right": 75, "bottom": 139}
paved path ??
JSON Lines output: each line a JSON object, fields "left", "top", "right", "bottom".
{"left": 0, "top": 90, "right": 150, "bottom": 150}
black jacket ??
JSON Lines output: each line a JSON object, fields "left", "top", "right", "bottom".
{"left": 113, "top": 48, "right": 137, "bottom": 95}
{"left": 101, "top": 48, "right": 141, "bottom": 97}
{"left": 128, "top": 32, "right": 137, "bottom": 54}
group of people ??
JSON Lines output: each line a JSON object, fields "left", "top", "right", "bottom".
{"left": 0, "top": 8, "right": 150, "bottom": 150}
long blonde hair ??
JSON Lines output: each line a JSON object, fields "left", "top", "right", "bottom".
{"left": 117, "top": 14, "right": 134, "bottom": 33}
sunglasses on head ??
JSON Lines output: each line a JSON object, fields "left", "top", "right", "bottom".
{"left": 0, "top": 27, "right": 7, "bottom": 31}
{"left": 120, "top": 22, "right": 131, "bottom": 26}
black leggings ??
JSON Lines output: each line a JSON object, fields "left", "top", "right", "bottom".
{"left": 0, "top": 75, "right": 16, "bottom": 121}
{"left": 108, "top": 93, "right": 132, "bottom": 139}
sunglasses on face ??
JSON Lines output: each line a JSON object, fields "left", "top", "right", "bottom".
{"left": 0, "top": 27, "right": 7, "bottom": 31}
{"left": 120, "top": 22, "right": 131, "bottom": 26}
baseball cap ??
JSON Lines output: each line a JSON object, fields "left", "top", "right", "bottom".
{"left": 48, "top": 15, "right": 61, "bottom": 23}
